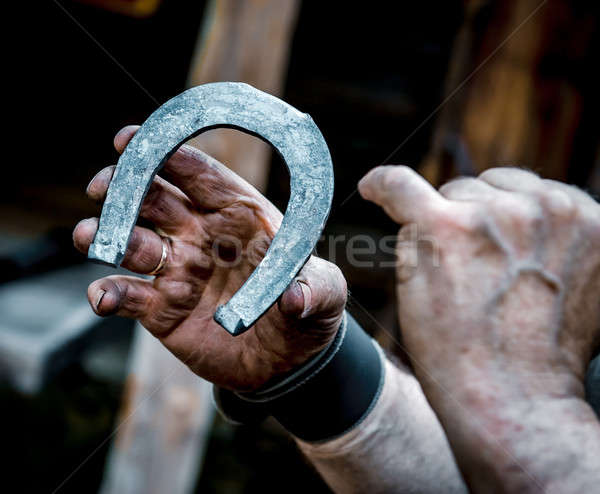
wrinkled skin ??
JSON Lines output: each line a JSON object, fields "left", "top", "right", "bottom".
{"left": 360, "top": 166, "right": 600, "bottom": 493}
{"left": 74, "top": 126, "right": 347, "bottom": 392}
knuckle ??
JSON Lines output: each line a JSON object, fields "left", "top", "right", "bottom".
{"left": 438, "top": 177, "right": 477, "bottom": 196}
{"left": 143, "top": 179, "right": 167, "bottom": 210}
{"left": 138, "top": 238, "right": 158, "bottom": 267}
{"left": 122, "top": 285, "right": 147, "bottom": 310}
{"left": 588, "top": 217, "right": 600, "bottom": 242}
{"left": 380, "top": 166, "right": 411, "bottom": 195}
{"left": 540, "top": 188, "right": 576, "bottom": 220}
{"left": 463, "top": 206, "right": 490, "bottom": 232}
{"left": 156, "top": 279, "right": 194, "bottom": 305}
{"left": 478, "top": 167, "right": 507, "bottom": 181}
{"left": 479, "top": 166, "right": 537, "bottom": 180}
{"left": 506, "top": 200, "right": 543, "bottom": 230}
{"left": 580, "top": 201, "right": 600, "bottom": 239}
{"left": 127, "top": 231, "right": 160, "bottom": 268}
{"left": 379, "top": 167, "right": 399, "bottom": 188}
{"left": 422, "top": 198, "right": 481, "bottom": 233}
{"left": 445, "top": 205, "right": 489, "bottom": 236}
{"left": 246, "top": 233, "right": 271, "bottom": 266}
{"left": 541, "top": 181, "right": 600, "bottom": 233}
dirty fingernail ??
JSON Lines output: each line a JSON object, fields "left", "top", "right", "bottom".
{"left": 298, "top": 281, "right": 312, "bottom": 319}
{"left": 86, "top": 169, "right": 104, "bottom": 195}
{"left": 86, "top": 167, "right": 114, "bottom": 198}
{"left": 95, "top": 290, "right": 106, "bottom": 311}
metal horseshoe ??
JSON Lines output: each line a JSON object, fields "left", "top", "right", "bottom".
{"left": 88, "top": 82, "right": 334, "bottom": 336}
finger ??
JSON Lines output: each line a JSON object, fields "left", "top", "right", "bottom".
{"left": 543, "top": 179, "right": 597, "bottom": 208}
{"left": 88, "top": 275, "right": 158, "bottom": 319}
{"left": 542, "top": 179, "right": 593, "bottom": 219}
{"left": 439, "top": 177, "right": 500, "bottom": 202}
{"left": 139, "top": 177, "right": 195, "bottom": 234}
{"left": 161, "top": 144, "right": 269, "bottom": 211}
{"left": 279, "top": 257, "right": 347, "bottom": 321}
{"left": 86, "top": 165, "right": 195, "bottom": 234}
{"left": 480, "top": 168, "right": 580, "bottom": 220}
{"left": 358, "top": 165, "right": 450, "bottom": 225}
{"left": 86, "top": 165, "right": 115, "bottom": 201}
{"left": 478, "top": 167, "right": 544, "bottom": 194}
{"left": 113, "top": 125, "right": 263, "bottom": 211}
{"left": 114, "top": 125, "right": 139, "bottom": 153}
{"left": 278, "top": 279, "right": 307, "bottom": 317}
{"left": 74, "top": 218, "right": 169, "bottom": 274}
{"left": 87, "top": 275, "right": 184, "bottom": 336}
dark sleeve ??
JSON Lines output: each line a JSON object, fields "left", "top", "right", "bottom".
{"left": 586, "top": 355, "right": 600, "bottom": 418}
{"left": 213, "top": 312, "right": 385, "bottom": 442}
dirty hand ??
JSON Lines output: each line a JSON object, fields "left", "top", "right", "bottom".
{"left": 359, "top": 166, "right": 600, "bottom": 492}
{"left": 74, "top": 126, "right": 346, "bottom": 392}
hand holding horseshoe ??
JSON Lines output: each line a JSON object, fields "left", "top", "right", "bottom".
{"left": 73, "top": 125, "right": 346, "bottom": 392}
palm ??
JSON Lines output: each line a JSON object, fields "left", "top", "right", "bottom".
{"left": 153, "top": 203, "right": 298, "bottom": 390}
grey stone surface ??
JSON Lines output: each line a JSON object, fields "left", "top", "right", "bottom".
{"left": 0, "top": 262, "right": 131, "bottom": 393}
{"left": 89, "top": 82, "right": 334, "bottom": 335}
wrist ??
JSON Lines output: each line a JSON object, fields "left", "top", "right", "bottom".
{"left": 268, "top": 311, "right": 347, "bottom": 382}
{"left": 430, "top": 378, "right": 600, "bottom": 493}
{"left": 214, "top": 311, "right": 385, "bottom": 442}
{"left": 419, "top": 353, "right": 587, "bottom": 412}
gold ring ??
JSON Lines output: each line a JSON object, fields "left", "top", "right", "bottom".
{"left": 146, "top": 236, "right": 169, "bottom": 276}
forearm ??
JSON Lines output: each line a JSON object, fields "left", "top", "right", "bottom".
{"left": 215, "top": 313, "right": 467, "bottom": 493}
{"left": 297, "top": 358, "right": 467, "bottom": 494}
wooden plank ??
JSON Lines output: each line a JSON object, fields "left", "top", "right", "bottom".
{"left": 100, "top": 326, "right": 214, "bottom": 494}
{"left": 421, "top": 0, "right": 597, "bottom": 185}
{"left": 100, "top": 1, "right": 299, "bottom": 492}
{"left": 186, "top": 0, "right": 300, "bottom": 189}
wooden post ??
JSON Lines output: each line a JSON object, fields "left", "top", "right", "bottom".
{"left": 100, "top": 1, "right": 299, "bottom": 492}
{"left": 100, "top": 326, "right": 214, "bottom": 494}
{"left": 186, "top": 0, "right": 300, "bottom": 190}
{"left": 421, "top": 0, "right": 597, "bottom": 185}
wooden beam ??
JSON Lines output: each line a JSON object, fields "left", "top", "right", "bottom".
{"left": 100, "top": 2, "right": 299, "bottom": 492}
{"left": 186, "top": 0, "right": 300, "bottom": 190}
{"left": 421, "top": 0, "right": 597, "bottom": 185}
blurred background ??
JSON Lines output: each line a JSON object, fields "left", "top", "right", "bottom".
{"left": 2, "top": 0, "right": 600, "bottom": 492}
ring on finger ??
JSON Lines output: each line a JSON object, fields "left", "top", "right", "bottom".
{"left": 146, "top": 236, "right": 169, "bottom": 276}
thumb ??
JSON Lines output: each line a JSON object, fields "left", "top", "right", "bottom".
{"left": 358, "top": 165, "right": 448, "bottom": 225}
{"left": 279, "top": 279, "right": 312, "bottom": 318}
{"left": 279, "top": 257, "right": 347, "bottom": 321}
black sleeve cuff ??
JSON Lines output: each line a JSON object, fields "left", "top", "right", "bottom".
{"left": 213, "top": 312, "right": 385, "bottom": 442}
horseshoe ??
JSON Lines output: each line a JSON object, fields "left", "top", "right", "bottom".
{"left": 88, "top": 82, "right": 334, "bottom": 336}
